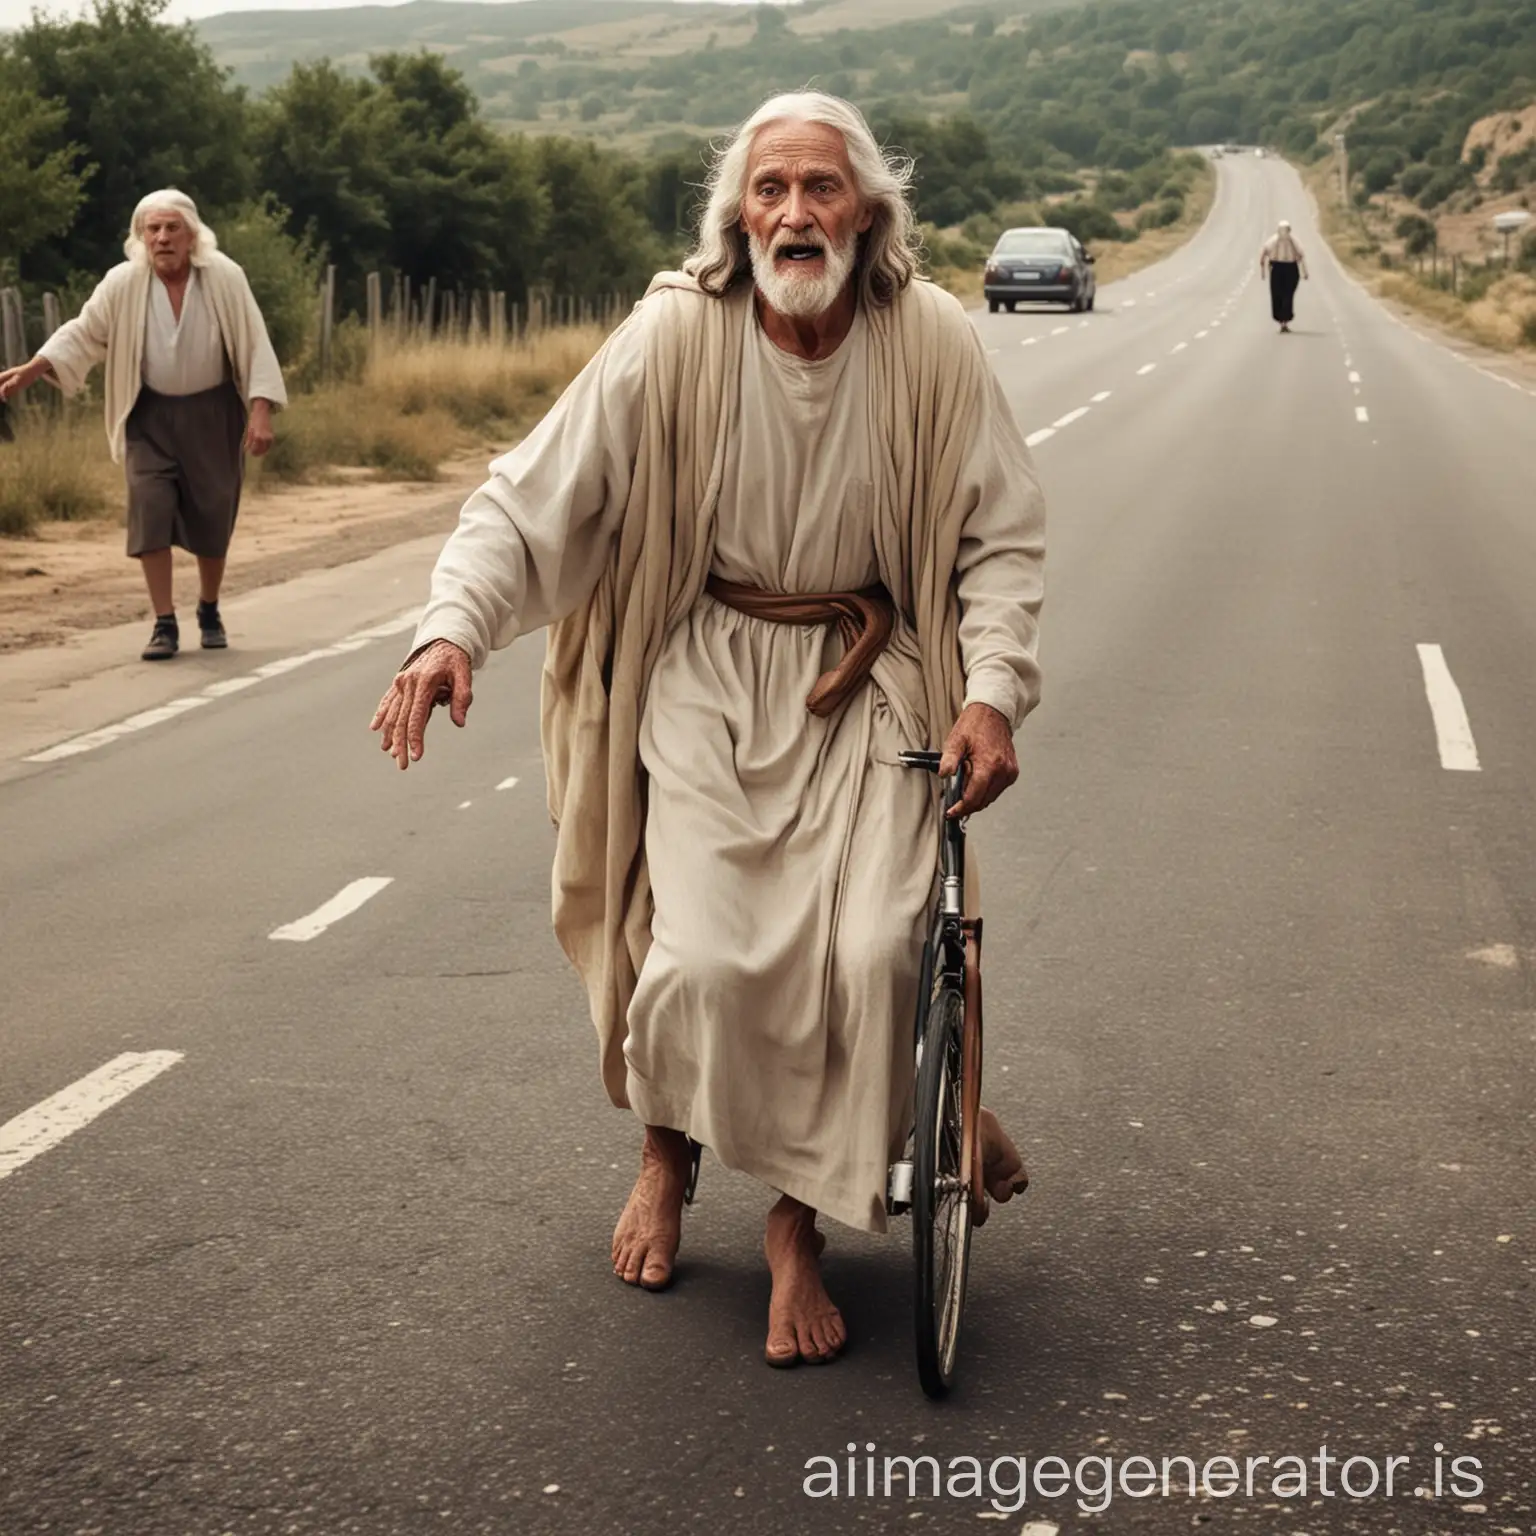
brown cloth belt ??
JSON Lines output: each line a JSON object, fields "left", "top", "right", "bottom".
{"left": 705, "top": 574, "right": 896, "bottom": 718}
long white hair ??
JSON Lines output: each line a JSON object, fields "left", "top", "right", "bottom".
{"left": 124, "top": 189, "right": 219, "bottom": 266}
{"left": 684, "top": 91, "right": 922, "bottom": 307}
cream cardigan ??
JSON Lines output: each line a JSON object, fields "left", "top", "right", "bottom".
{"left": 540, "top": 271, "right": 1037, "bottom": 1103}
{"left": 40, "top": 253, "right": 288, "bottom": 464}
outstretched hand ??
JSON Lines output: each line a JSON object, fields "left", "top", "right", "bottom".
{"left": 938, "top": 702, "right": 1018, "bottom": 819}
{"left": 371, "top": 639, "right": 473, "bottom": 769}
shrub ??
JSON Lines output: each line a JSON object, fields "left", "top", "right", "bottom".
{"left": 1395, "top": 213, "right": 1438, "bottom": 255}
{"left": 217, "top": 197, "right": 323, "bottom": 372}
{"left": 1417, "top": 165, "right": 1472, "bottom": 209}
{"left": 1136, "top": 198, "right": 1184, "bottom": 230}
{"left": 1049, "top": 199, "right": 1132, "bottom": 244}
{"left": 1399, "top": 164, "right": 1434, "bottom": 199}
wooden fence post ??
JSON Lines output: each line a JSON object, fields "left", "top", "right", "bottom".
{"left": 0, "top": 289, "right": 26, "bottom": 369}
{"left": 423, "top": 277, "right": 437, "bottom": 340}
{"left": 366, "top": 272, "right": 382, "bottom": 348}
{"left": 42, "top": 292, "right": 61, "bottom": 341}
{"left": 318, "top": 264, "right": 336, "bottom": 380}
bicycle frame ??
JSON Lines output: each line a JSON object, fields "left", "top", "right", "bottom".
{"left": 888, "top": 751, "right": 982, "bottom": 1219}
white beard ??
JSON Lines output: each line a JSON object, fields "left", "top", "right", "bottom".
{"left": 748, "top": 227, "right": 858, "bottom": 319}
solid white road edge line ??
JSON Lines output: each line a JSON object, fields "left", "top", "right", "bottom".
{"left": 0, "top": 1052, "right": 184, "bottom": 1180}
{"left": 1416, "top": 644, "right": 1481, "bottom": 772}
{"left": 270, "top": 877, "right": 395, "bottom": 942}
{"left": 25, "top": 608, "right": 424, "bottom": 764}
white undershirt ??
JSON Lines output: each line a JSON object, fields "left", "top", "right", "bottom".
{"left": 142, "top": 269, "right": 228, "bottom": 396}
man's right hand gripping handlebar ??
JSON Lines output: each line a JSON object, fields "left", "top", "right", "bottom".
{"left": 371, "top": 638, "right": 474, "bottom": 770}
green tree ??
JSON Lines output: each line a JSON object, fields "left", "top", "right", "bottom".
{"left": 0, "top": 62, "right": 91, "bottom": 277}
{"left": 532, "top": 135, "right": 670, "bottom": 297}
{"left": 10, "top": 0, "right": 250, "bottom": 284}
{"left": 252, "top": 52, "right": 549, "bottom": 310}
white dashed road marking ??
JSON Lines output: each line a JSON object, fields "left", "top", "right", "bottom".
{"left": 0, "top": 1052, "right": 184, "bottom": 1181}
{"left": 1196, "top": 330, "right": 1209, "bottom": 339}
{"left": 1052, "top": 326, "right": 1069, "bottom": 336}
{"left": 1171, "top": 342, "right": 1188, "bottom": 354}
{"left": 1356, "top": 406, "right": 1370, "bottom": 423}
{"left": 1348, "top": 371, "right": 1361, "bottom": 384}
{"left": 496, "top": 776, "right": 520, "bottom": 791}
{"left": 1052, "top": 407, "right": 1090, "bottom": 429}
{"left": 25, "top": 609, "right": 423, "bottom": 764}
{"left": 1416, "top": 645, "right": 1480, "bottom": 772}
{"left": 1137, "top": 364, "right": 1158, "bottom": 376}
{"left": 1024, "top": 428, "right": 1055, "bottom": 448}
{"left": 270, "top": 877, "right": 395, "bottom": 942}
{"left": 1021, "top": 337, "right": 1038, "bottom": 347}
{"left": 1091, "top": 391, "right": 1113, "bottom": 403}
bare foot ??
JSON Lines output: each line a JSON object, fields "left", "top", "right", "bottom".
{"left": 979, "top": 1106, "right": 1029, "bottom": 1205}
{"left": 763, "top": 1197, "right": 847, "bottom": 1367}
{"left": 612, "top": 1126, "right": 691, "bottom": 1291}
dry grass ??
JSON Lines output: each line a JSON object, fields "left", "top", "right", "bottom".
{"left": 1306, "top": 158, "right": 1536, "bottom": 353}
{"left": 0, "top": 409, "right": 116, "bottom": 537}
{"left": 1, "top": 323, "right": 612, "bottom": 536}
{"left": 259, "top": 323, "right": 610, "bottom": 485}
{"left": 1089, "top": 162, "right": 1217, "bottom": 284}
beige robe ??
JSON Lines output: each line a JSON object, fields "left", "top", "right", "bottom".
{"left": 39, "top": 252, "right": 287, "bottom": 464}
{"left": 413, "top": 273, "right": 1045, "bottom": 1231}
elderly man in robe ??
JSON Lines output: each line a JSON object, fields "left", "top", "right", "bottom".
{"left": 371, "top": 92, "right": 1045, "bottom": 1368}
{"left": 0, "top": 190, "right": 286, "bottom": 660}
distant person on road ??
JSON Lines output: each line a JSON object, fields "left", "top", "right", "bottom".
{"left": 371, "top": 92, "right": 1043, "bottom": 1369}
{"left": 0, "top": 190, "right": 286, "bottom": 661}
{"left": 1260, "top": 219, "right": 1308, "bottom": 333}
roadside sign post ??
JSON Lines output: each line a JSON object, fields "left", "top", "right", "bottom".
{"left": 1492, "top": 209, "right": 1531, "bottom": 267}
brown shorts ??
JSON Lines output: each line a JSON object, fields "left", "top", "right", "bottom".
{"left": 124, "top": 382, "right": 245, "bottom": 559}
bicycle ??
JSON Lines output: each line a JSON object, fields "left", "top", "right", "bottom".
{"left": 678, "top": 747, "right": 990, "bottom": 1398}
{"left": 886, "top": 749, "right": 988, "bottom": 1399}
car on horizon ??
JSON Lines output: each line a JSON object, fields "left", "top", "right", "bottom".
{"left": 983, "top": 227, "right": 1097, "bottom": 313}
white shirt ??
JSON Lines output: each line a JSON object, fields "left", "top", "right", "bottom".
{"left": 1263, "top": 232, "right": 1304, "bottom": 264}
{"left": 141, "top": 269, "right": 228, "bottom": 395}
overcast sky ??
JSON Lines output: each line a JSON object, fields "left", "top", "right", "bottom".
{"left": 0, "top": 0, "right": 774, "bottom": 25}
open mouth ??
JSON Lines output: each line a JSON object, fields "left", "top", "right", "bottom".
{"left": 775, "top": 243, "right": 825, "bottom": 265}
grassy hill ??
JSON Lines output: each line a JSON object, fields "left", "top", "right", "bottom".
{"left": 197, "top": 0, "right": 1081, "bottom": 128}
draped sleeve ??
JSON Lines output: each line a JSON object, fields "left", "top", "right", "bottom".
{"left": 408, "top": 304, "right": 650, "bottom": 668}
{"left": 951, "top": 370, "right": 1047, "bottom": 732}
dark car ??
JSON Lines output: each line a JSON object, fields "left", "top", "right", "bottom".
{"left": 983, "top": 227, "right": 1097, "bottom": 313}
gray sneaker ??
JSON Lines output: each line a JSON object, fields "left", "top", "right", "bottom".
{"left": 142, "top": 617, "right": 179, "bottom": 661}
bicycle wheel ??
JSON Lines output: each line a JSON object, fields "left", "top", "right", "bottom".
{"left": 913, "top": 981, "right": 973, "bottom": 1398}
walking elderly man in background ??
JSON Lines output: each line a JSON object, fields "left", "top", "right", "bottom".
{"left": 372, "top": 92, "right": 1045, "bottom": 1368}
{"left": 1260, "top": 218, "right": 1308, "bottom": 334}
{"left": 0, "top": 190, "right": 286, "bottom": 660}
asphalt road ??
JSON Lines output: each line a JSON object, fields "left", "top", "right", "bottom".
{"left": 3, "top": 155, "right": 1534, "bottom": 1536}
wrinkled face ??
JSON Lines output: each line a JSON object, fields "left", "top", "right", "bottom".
{"left": 142, "top": 209, "right": 194, "bottom": 276}
{"left": 739, "top": 120, "right": 873, "bottom": 319}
